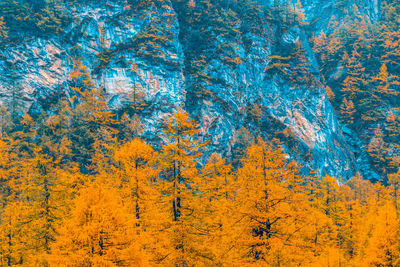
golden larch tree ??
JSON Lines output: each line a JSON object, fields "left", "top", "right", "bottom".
{"left": 157, "top": 108, "right": 210, "bottom": 266}
{"left": 49, "top": 183, "right": 149, "bottom": 266}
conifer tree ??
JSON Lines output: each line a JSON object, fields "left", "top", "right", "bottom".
{"left": 234, "top": 139, "right": 311, "bottom": 265}
{"left": 17, "top": 151, "right": 74, "bottom": 264}
{"left": 386, "top": 110, "right": 400, "bottom": 142}
{"left": 380, "top": 19, "right": 400, "bottom": 73}
{"left": 325, "top": 85, "right": 335, "bottom": 102}
{"left": 341, "top": 50, "right": 365, "bottom": 101}
{"left": 293, "top": 0, "right": 307, "bottom": 26}
{"left": 41, "top": 100, "right": 74, "bottom": 167}
{"left": 197, "top": 153, "right": 240, "bottom": 265}
{"left": 0, "top": 139, "right": 26, "bottom": 266}
{"left": 291, "top": 41, "right": 313, "bottom": 85}
{"left": 10, "top": 114, "right": 38, "bottom": 158}
{"left": 313, "top": 175, "right": 351, "bottom": 259}
{"left": 49, "top": 183, "right": 149, "bottom": 266}
{"left": 312, "top": 30, "right": 330, "bottom": 73}
{"left": 0, "top": 149, "right": 77, "bottom": 265}
{"left": 113, "top": 138, "right": 172, "bottom": 263}
{"left": 68, "top": 60, "right": 119, "bottom": 172}
{"left": 157, "top": 108, "right": 210, "bottom": 266}
{"left": 0, "top": 138, "right": 13, "bottom": 208}
{"left": 388, "top": 169, "right": 400, "bottom": 214}
{"left": 0, "top": 201, "right": 29, "bottom": 266}
{"left": 363, "top": 200, "right": 400, "bottom": 266}
{"left": 231, "top": 127, "right": 254, "bottom": 166}
{"left": 340, "top": 97, "right": 356, "bottom": 125}
{"left": 372, "top": 63, "right": 400, "bottom": 98}
{"left": 0, "top": 16, "right": 7, "bottom": 43}
{"left": 367, "top": 124, "right": 388, "bottom": 172}
{"left": 114, "top": 138, "right": 156, "bottom": 221}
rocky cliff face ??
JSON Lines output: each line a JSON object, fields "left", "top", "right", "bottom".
{"left": 0, "top": 0, "right": 380, "bottom": 180}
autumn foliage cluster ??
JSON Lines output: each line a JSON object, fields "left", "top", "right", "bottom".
{"left": 0, "top": 100, "right": 399, "bottom": 266}
{"left": 0, "top": 61, "right": 397, "bottom": 266}
{"left": 311, "top": 1, "right": 400, "bottom": 176}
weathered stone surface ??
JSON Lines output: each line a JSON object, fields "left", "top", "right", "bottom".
{"left": 0, "top": 0, "right": 380, "bottom": 180}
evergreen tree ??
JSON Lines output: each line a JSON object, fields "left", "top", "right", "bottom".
{"left": 341, "top": 50, "right": 365, "bottom": 101}
{"left": 367, "top": 124, "right": 388, "bottom": 172}
{"left": 340, "top": 97, "right": 356, "bottom": 125}
{"left": 157, "top": 108, "right": 210, "bottom": 266}
{"left": 363, "top": 200, "right": 400, "bottom": 266}
{"left": 234, "top": 139, "right": 311, "bottom": 265}
{"left": 49, "top": 183, "right": 149, "bottom": 266}
{"left": 197, "top": 153, "right": 240, "bottom": 265}
{"left": 0, "top": 16, "right": 8, "bottom": 43}
{"left": 68, "top": 60, "right": 119, "bottom": 172}
{"left": 372, "top": 63, "right": 400, "bottom": 99}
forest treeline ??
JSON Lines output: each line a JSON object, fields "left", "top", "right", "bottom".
{"left": 0, "top": 105, "right": 400, "bottom": 266}
{"left": 310, "top": 0, "right": 400, "bottom": 176}
{"left": 0, "top": 61, "right": 397, "bottom": 266}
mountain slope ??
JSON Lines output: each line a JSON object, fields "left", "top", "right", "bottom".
{"left": 0, "top": 0, "right": 389, "bottom": 180}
